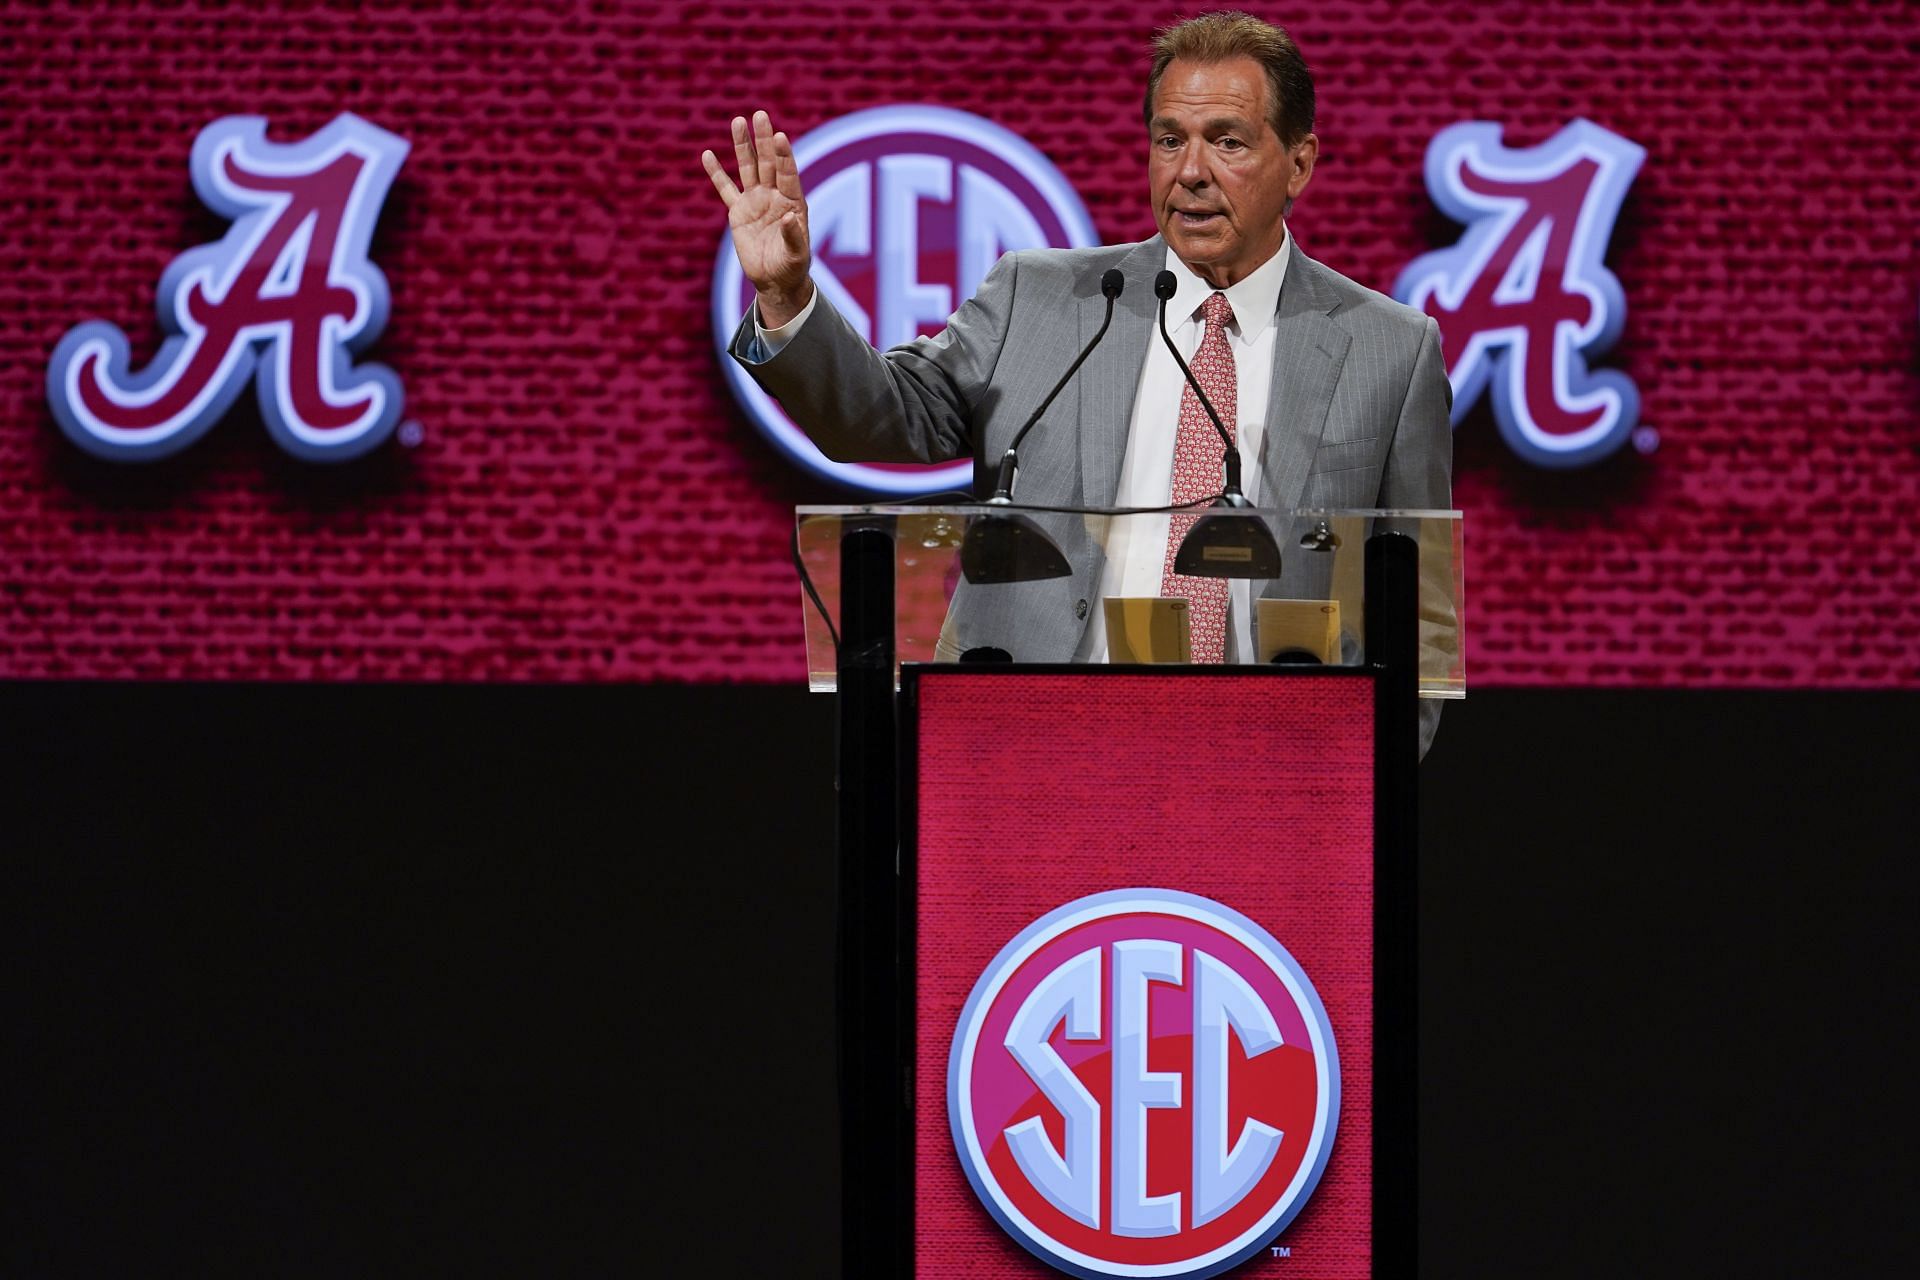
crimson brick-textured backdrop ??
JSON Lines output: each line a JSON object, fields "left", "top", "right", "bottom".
{"left": 3, "top": 0, "right": 1916, "bottom": 684}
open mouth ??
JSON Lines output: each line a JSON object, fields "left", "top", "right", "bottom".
{"left": 1175, "top": 210, "right": 1224, "bottom": 227}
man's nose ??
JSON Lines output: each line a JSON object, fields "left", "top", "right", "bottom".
{"left": 1176, "top": 140, "right": 1211, "bottom": 187}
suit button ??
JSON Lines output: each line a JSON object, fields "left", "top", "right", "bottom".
{"left": 1074, "top": 598, "right": 1089, "bottom": 620}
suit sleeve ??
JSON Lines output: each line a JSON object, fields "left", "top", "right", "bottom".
{"left": 1383, "top": 315, "right": 1456, "bottom": 761}
{"left": 727, "top": 252, "right": 1021, "bottom": 465}
{"left": 1382, "top": 315, "right": 1453, "bottom": 511}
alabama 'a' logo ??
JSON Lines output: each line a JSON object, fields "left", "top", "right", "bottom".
{"left": 1394, "top": 119, "right": 1646, "bottom": 469}
{"left": 48, "top": 113, "right": 409, "bottom": 463}
{"left": 949, "top": 889, "right": 1339, "bottom": 1279}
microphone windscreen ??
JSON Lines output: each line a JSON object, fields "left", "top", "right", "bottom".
{"left": 1101, "top": 268, "right": 1125, "bottom": 299}
{"left": 1154, "top": 269, "right": 1178, "bottom": 300}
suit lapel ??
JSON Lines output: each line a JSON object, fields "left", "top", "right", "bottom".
{"left": 1259, "top": 250, "right": 1351, "bottom": 510}
{"left": 1076, "top": 237, "right": 1165, "bottom": 506}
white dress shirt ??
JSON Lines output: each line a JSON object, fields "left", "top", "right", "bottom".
{"left": 1075, "top": 235, "right": 1289, "bottom": 663}
{"left": 754, "top": 290, "right": 818, "bottom": 354}
{"left": 755, "top": 231, "right": 1292, "bottom": 664}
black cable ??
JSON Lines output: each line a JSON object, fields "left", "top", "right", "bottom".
{"left": 791, "top": 517, "right": 840, "bottom": 655}
{"left": 788, "top": 490, "right": 1238, "bottom": 655}
{"left": 845, "top": 493, "right": 1230, "bottom": 517}
{"left": 892, "top": 489, "right": 979, "bottom": 505}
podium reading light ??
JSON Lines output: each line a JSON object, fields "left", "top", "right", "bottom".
{"left": 960, "top": 269, "right": 1126, "bottom": 585}
{"left": 1155, "top": 271, "right": 1284, "bottom": 580}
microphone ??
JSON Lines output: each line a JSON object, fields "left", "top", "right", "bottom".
{"left": 1154, "top": 269, "right": 1249, "bottom": 505}
{"left": 1153, "top": 270, "right": 1282, "bottom": 578}
{"left": 961, "top": 268, "right": 1125, "bottom": 585}
{"left": 987, "top": 268, "right": 1125, "bottom": 502}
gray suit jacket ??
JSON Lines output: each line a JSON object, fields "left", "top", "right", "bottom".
{"left": 732, "top": 236, "right": 1454, "bottom": 754}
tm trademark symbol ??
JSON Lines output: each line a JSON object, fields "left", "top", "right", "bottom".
{"left": 1632, "top": 425, "right": 1659, "bottom": 454}
{"left": 1269, "top": 1245, "right": 1291, "bottom": 1259}
{"left": 397, "top": 420, "right": 425, "bottom": 448}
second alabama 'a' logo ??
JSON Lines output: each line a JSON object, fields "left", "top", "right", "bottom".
{"left": 949, "top": 889, "right": 1339, "bottom": 1279}
{"left": 48, "top": 113, "right": 410, "bottom": 463}
{"left": 1394, "top": 118, "right": 1646, "bottom": 469}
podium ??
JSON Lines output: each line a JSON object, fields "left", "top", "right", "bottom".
{"left": 797, "top": 505, "right": 1465, "bottom": 1279}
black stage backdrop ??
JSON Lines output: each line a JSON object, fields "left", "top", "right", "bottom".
{"left": 3, "top": 683, "right": 1911, "bottom": 1277}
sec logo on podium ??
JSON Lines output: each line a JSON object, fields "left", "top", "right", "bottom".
{"left": 948, "top": 889, "right": 1340, "bottom": 1279}
{"left": 711, "top": 104, "right": 1097, "bottom": 496}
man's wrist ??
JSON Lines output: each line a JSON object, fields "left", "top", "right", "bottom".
{"left": 755, "top": 279, "right": 815, "bottom": 330}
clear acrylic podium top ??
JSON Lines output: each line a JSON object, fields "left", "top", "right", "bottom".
{"left": 795, "top": 506, "right": 1464, "bottom": 698}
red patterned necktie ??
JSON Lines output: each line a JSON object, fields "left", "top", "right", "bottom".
{"left": 1161, "top": 290, "right": 1236, "bottom": 662}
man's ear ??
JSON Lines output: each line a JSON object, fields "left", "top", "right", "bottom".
{"left": 1289, "top": 133, "right": 1319, "bottom": 202}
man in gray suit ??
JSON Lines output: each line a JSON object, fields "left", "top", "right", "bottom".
{"left": 703, "top": 13, "right": 1452, "bottom": 752}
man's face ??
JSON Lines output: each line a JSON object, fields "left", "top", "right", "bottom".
{"left": 1148, "top": 56, "right": 1316, "bottom": 288}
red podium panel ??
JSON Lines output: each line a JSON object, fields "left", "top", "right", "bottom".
{"left": 906, "top": 667, "right": 1380, "bottom": 1279}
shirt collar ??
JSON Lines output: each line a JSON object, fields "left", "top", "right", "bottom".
{"left": 1161, "top": 229, "right": 1290, "bottom": 343}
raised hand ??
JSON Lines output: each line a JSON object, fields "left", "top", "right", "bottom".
{"left": 702, "top": 110, "right": 814, "bottom": 328}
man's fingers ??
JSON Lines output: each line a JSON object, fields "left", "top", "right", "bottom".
{"left": 773, "top": 131, "right": 805, "bottom": 200}
{"left": 752, "top": 110, "right": 778, "bottom": 190}
{"left": 701, "top": 149, "right": 740, "bottom": 207}
{"left": 713, "top": 112, "right": 801, "bottom": 213}
{"left": 779, "top": 208, "right": 808, "bottom": 254}
{"left": 731, "top": 115, "right": 758, "bottom": 189}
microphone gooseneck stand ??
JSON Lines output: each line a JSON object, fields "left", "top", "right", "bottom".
{"left": 987, "top": 267, "right": 1127, "bottom": 503}
{"left": 1152, "top": 268, "right": 1252, "bottom": 508}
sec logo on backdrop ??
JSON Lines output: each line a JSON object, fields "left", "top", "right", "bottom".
{"left": 711, "top": 105, "right": 1097, "bottom": 496}
{"left": 948, "top": 889, "right": 1339, "bottom": 1279}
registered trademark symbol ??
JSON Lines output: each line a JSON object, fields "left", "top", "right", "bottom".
{"left": 397, "top": 420, "right": 425, "bottom": 448}
{"left": 1632, "top": 425, "right": 1659, "bottom": 454}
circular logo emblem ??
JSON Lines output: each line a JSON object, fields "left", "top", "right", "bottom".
{"left": 710, "top": 104, "right": 1097, "bottom": 496}
{"left": 948, "top": 889, "right": 1339, "bottom": 1279}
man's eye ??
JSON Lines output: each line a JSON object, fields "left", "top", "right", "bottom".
{"left": 1217, "top": 137, "right": 1245, "bottom": 151}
